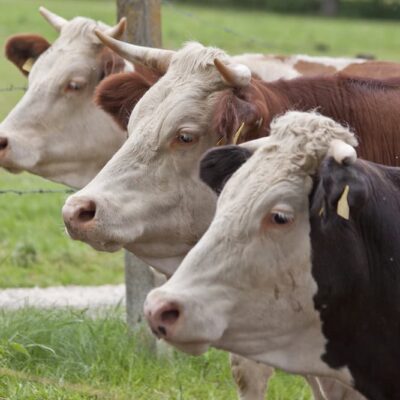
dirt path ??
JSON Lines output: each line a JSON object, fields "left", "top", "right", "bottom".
{"left": 0, "top": 284, "right": 125, "bottom": 310}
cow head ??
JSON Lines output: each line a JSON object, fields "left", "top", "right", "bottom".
{"left": 0, "top": 7, "right": 130, "bottom": 188}
{"left": 143, "top": 112, "right": 358, "bottom": 376}
{"left": 62, "top": 36, "right": 273, "bottom": 275}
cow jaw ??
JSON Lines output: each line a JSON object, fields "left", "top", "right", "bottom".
{"left": 0, "top": 16, "right": 128, "bottom": 188}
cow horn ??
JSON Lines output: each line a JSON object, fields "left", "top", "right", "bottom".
{"left": 103, "top": 17, "right": 127, "bottom": 39}
{"left": 39, "top": 6, "right": 68, "bottom": 32}
{"left": 94, "top": 30, "right": 174, "bottom": 73}
{"left": 214, "top": 58, "right": 251, "bottom": 88}
{"left": 328, "top": 139, "right": 357, "bottom": 165}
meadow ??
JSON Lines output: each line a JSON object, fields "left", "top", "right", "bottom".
{"left": 0, "top": 0, "right": 399, "bottom": 398}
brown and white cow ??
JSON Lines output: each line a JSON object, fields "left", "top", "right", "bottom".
{"left": 145, "top": 111, "right": 400, "bottom": 400}
{"left": 0, "top": 8, "right": 144, "bottom": 188}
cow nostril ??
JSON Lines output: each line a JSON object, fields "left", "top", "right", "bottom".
{"left": 77, "top": 201, "right": 96, "bottom": 223}
{"left": 161, "top": 309, "right": 180, "bottom": 325}
{"left": 0, "top": 137, "right": 8, "bottom": 151}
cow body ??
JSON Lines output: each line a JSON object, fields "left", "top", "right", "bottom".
{"left": 145, "top": 112, "right": 400, "bottom": 400}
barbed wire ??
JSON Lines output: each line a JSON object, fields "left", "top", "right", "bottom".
{"left": 0, "top": 85, "right": 27, "bottom": 92}
{"left": 162, "top": 0, "right": 281, "bottom": 51}
{"left": 0, "top": 189, "right": 75, "bottom": 196}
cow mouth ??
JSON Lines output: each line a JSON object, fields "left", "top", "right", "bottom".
{"left": 1, "top": 165, "right": 23, "bottom": 174}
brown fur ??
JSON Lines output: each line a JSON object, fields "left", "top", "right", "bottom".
{"left": 213, "top": 75, "right": 400, "bottom": 166}
{"left": 95, "top": 70, "right": 161, "bottom": 130}
{"left": 341, "top": 61, "right": 400, "bottom": 79}
{"left": 5, "top": 34, "right": 50, "bottom": 76}
{"left": 294, "top": 60, "right": 337, "bottom": 76}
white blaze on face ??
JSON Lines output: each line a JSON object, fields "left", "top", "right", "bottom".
{"left": 0, "top": 16, "right": 128, "bottom": 188}
{"left": 145, "top": 112, "right": 357, "bottom": 383}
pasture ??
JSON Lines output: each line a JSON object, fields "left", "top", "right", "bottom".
{"left": 0, "top": 0, "right": 399, "bottom": 398}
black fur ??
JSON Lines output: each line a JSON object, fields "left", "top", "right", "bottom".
{"left": 199, "top": 145, "right": 252, "bottom": 194}
{"left": 310, "top": 158, "right": 400, "bottom": 400}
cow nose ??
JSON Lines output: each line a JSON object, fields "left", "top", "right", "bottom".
{"left": 0, "top": 137, "right": 8, "bottom": 151}
{"left": 62, "top": 198, "right": 97, "bottom": 233}
{"left": 145, "top": 298, "right": 181, "bottom": 339}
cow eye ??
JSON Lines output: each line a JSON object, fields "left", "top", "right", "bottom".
{"left": 178, "top": 133, "right": 194, "bottom": 144}
{"left": 270, "top": 212, "right": 293, "bottom": 225}
{"left": 65, "top": 79, "right": 86, "bottom": 92}
{"left": 172, "top": 132, "right": 199, "bottom": 147}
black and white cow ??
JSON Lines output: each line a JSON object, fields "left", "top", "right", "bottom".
{"left": 145, "top": 111, "right": 400, "bottom": 400}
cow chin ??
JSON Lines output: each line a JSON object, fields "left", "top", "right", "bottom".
{"left": 165, "top": 340, "right": 210, "bottom": 356}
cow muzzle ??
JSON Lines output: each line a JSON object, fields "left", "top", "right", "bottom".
{"left": 144, "top": 289, "right": 212, "bottom": 355}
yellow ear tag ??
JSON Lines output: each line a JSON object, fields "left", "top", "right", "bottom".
{"left": 22, "top": 58, "right": 35, "bottom": 73}
{"left": 216, "top": 136, "right": 225, "bottom": 146}
{"left": 337, "top": 185, "right": 350, "bottom": 220}
{"left": 233, "top": 122, "right": 245, "bottom": 145}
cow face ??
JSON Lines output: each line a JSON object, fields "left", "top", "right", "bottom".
{"left": 144, "top": 112, "right": 358, "bottom": 381}
{"left": 62, "top": 39, "right": 273, "bottom": 275}
{"left": 0, "top": 8, "right": 128, "bottom": 188}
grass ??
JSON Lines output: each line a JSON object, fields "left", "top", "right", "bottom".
{"left": 0, "top": 308, "right": 312, "bottom": 399}
{"left": 1, "top": 1, "right": 400, "bottom": 287}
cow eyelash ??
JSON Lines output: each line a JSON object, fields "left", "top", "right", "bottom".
{"left": 270, "top": 211, "right": 294, "bottom": 225}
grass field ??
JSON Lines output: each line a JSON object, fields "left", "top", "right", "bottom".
{"left": 0, "top": 308, "right": 311, "bottom": 400}
{"left": 0, "top": 1, "right": 396, "bottom": 398}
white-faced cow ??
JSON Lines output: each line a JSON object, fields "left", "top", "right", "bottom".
{"left": 0, "top": 8, "right": 153, "bottom": 188}
{"left": 144, "top": 111, "right": 400, "bottom": 400}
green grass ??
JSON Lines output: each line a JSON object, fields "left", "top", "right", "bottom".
{"left": 1, "top": 1, "right": 400, "bottom": 287}
{"left": 0, "top": 308, "right": 311, "bottom": 399}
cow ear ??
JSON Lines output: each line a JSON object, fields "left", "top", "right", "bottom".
{"left": 213, "top": 89, "right": 266, "bottom": 144}
{"left": 311, "top": 156, "right": 370, "bottom": 220}
{"left": 200, "top": 145, "right": 253, "bottom": 194}
{"left": 5, "top": 34, "right": 50, "bottom": 76}
{"left": 97, "top": 47, "right": 127, "bottom": 80}
{"left": 95, "top": 71, "right": 160, "bottom": 130}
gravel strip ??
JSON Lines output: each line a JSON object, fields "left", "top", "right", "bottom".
{"left": 0, "top": 284, "right": 125, "bottom": 310}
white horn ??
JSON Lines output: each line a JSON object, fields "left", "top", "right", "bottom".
{"left": 214, "top": 58, "right": 251, "bottom": 88}
{"left": 239, "top": 137, "right": 272, "bottom": 153}
{"left": 103, "top": 17, "right": 127, "bottom": 39}
{"left": 39, "top": 6, "right": 67, "bottom": 32}
{"left": 94, "top": 30, "right": 174, "bottom": 73}
{"left": 328, "top": 139, "right": 357, "bottom": 165}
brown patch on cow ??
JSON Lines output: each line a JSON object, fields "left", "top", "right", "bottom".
{"left": 341, "top": 61, "right": 400, "bottom": 79}
{"left": 213, "top": 73, "right": 400, "bottom": 166}
{"left": 5, "top": 34, "right": 50, "bottom": 76}
{"left": 294, "top": 60, "right": 337, "bottom": 76}
{"left": 95, "top": 70, "right": 161, "bottom": 130}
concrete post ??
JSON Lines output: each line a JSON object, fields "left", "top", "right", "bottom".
{"left": 116, "top": 0, "right": 162, "bottom": 328}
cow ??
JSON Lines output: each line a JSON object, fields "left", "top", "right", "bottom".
{"left": 144, "top": 111, "right": 400, "bottom": 400}
{"left": 0, "top": 7, "right": 163, "bottom": 188}
{"left": 62, "top": 37, "right": 400, "bottom": 399}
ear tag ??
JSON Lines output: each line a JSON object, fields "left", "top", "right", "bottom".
{"left": 216, "top": 136, "right": 225, "bottom": 146}
{"left": 233, "top": 122, "right": 245, "bottom": 145}
{"left": 337, "top": 185, "right": 350, "bottom": 220}
{"left": 319, "top": 207, "right": 324, "bottom": 217}
{"left": 22, "top": 58, "right": 35, "bottom": 73}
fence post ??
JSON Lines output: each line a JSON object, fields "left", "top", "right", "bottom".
{"left": 116, "top": 0, "right": 162, "bottom": 328}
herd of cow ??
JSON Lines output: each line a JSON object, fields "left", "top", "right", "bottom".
{"left": 1, "top": 6, "right": 400, "bottom": 400}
